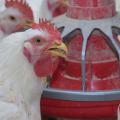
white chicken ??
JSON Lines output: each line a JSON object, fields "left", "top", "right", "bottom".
{"left": 116, "top": 0, "right": 120, "bottom": 11}
{"left": 0, "top": 0, "right": 33, "bottom": 39}
{"left": 38, "top": 0, "right": 68, "bottom": 20}
{"left": 0, "top": 0, "right": 6, "bottom": 12}
{"left": 0, "top": 20, "right": 67, "bottom": 120}
{"left": 26, "top": 0, "right": 43, "bottom": 22}
{"left": 38, "top": 0, "right": 53, "bottom": 20}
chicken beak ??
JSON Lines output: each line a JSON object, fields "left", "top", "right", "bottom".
{"left": 48, "top": 41, "right": 68, "bottom": 58}
{"left": 23, "top": 20, "right": 33, "bottom": 29}
{"left": 61, "top": 0, "right": 69, "bottom": 6}
{"left": 17, "top": 19, "right": 33, "bottom": 30}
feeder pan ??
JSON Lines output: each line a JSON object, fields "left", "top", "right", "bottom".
{"left": 41, "top": 0, "right": 120, "bottom": 119}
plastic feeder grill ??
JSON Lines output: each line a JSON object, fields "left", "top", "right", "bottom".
{"left": 41, "top": 0, "right": 120, "bottom": 119}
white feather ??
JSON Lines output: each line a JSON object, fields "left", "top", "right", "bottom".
{"left": 26, "top": 0, "right": 56, "bottom": 21}
{"left": 38, "top": 0, "right": 52, "bottom": 20}
{"left": 117, "top": 0, "right": 120, "bottom": 11}
{"left": 26, "top": 0, "right": 44, "bottom": 22}
{"left": 0, "top": 29, "right": 46, "bottom": 120}
{"left": 0, "top": 0, "right": 6, "bottom": 12}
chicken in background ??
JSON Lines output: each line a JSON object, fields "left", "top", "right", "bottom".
{"left": 0, "top": 0, "right": 33, "bottom": 39}
{"left": 25, "top": 0, "right": 43, "bottom": 22}
{"left": 0, "top": 19, "right": 67, "bottom": 120}
{"left": 116, "top": 0, "right": 120, "bottom": 11}
{"left": 47, "top": 0, "right": 68, "bottom": 18}
{"left": 0, "top": 0, "right": 6, "bottom": 12}
{"left": 39, "top": 0, "right": 68, "bottom": 20}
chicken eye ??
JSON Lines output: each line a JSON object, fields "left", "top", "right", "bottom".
{"left": 35, "top": 38, "right": 41, "bottom": 43}
{"left": 9, "top": 16, "right": 16, "bottom": 21}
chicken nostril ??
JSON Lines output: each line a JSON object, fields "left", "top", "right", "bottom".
{"left": 23, "top": 47, "right": 31, "bottom": 63}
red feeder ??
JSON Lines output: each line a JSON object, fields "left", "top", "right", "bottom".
{"left": 41, "top": 0, "right": 120, "bottom": 119}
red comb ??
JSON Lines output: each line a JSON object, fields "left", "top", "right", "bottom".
{"left": 32, "top": 19, "right": 61, "bottom": 40}
{"left": 5, "top": 0, "right": 34, "bottom": 20}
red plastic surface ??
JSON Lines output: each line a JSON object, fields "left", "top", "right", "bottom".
{"left": 41, "top": 98, "right": 119, "bottom": 119}
{"left": 41, "top": 0, "right": 120, "bottom": 118}
{"left": 41, "top": 31, "right": 120, "bottom": 118}
{"left": 41, "top": 31, "right": 120, "bottom": 119}
{"left": 66, "top": 0, "right": 116, "bottom": 20}
{"left": 50, "top": 32, "right": 120, "bottom": 91}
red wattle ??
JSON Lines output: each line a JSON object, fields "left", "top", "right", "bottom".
{"left": 34, "top": 56, "right": 60, "bottom": 77}
{"left": 34, "top": 56, "right": 53, "bottom": 77}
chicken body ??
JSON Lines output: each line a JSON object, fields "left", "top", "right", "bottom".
{"left": 0, "top": 19, "right": 67, "bottom": 120}
{"left": 0, "top": 30, "right": 46, "bottom": 120}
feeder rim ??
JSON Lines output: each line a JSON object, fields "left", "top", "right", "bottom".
{"left": 43, "top": 88, "right": 120, "bottom": 101}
